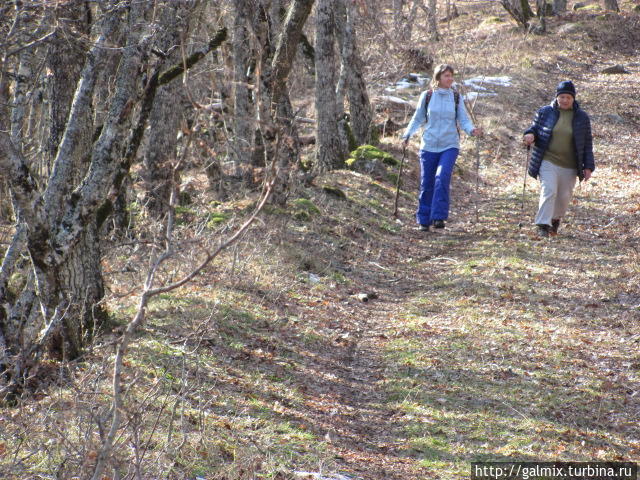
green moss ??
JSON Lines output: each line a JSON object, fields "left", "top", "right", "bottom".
{"left": 346, "top": 145, "right": 399, "bottom": 168}
{"left": 175, "top": 205, "right": 196, "bottom": 225}
{"left": 343, "top": 121, "right": 358, "bottom": 152}
{"left": 481, "top": 16, "right": 504, "bottom": 25}
{"left": 207, "top": 211, "right": 230, "bottom": 228}
{"left": 575, "top": 3, "right": 600, "bottom": 10}
{"left": 388, "top": 172, "right": 400, "bottom": 185}
{"left": 291, "top": 198, "right": 320, "bottom": 220}
{"left": 7, "top": 272, "right": 27, "bottom": 299}
{"left": 262, "top": 204, "right": 289, "bottom": 215}
{"left": 322, "top": 185, "right": 348, "bottom": 200}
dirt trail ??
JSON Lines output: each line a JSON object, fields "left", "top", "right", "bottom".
{"left": 308, "top": 129, "right": 640, "bottom": 478}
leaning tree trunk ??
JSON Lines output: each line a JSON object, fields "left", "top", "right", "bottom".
{"left": 501, "top": 0, "right": 535, "bottom": 30}
{"left": 1, "top": 2, "right": 146, "bottom": 393}
{"left": 602, "top": 0, "right": 619, "bottom": 11}
{"left": 315, "top": 0, "right": 346, "bottom": 172}
{"left": 141, "top": 1, "right": 195, "bottom": 218}
{"left": 0, "top": 2, "right": 230, "bottom": 398}
{"left": 257, "top": 0, "right": 315, "bottom": 203}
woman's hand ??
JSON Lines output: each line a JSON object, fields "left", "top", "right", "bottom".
{"left": 471, "top": 128, "right": 483, "bottom": 137}
{"left": 523, "top": 133, "right": 535, "bottom": 146}
{"left": 583, "top": 169, "right": 592, "bottom": 181}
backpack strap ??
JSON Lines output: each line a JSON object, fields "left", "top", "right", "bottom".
{"left": 423, "top": 89, "right": 433, "bottom": 123}
{"left": 453, "top": 91, "right": 460, "bottom": 122}
{"left": 454, "top": 90, "right": 460, "bottom": 136}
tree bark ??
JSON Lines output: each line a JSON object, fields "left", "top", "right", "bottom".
{"left": 337, "top": 0, "right": 372, "bottom": 147}
{"left": 0, "top": 2, "right": 230, "bottom": 396}
{"left": 552, "top": 0, "right": 567, "bottom": 14}
{"left": 141, "top": 1, "right": 196, "bottom": 218}
{"left": 231, "top": 0, "right": 255, "bottom": 180}
{"left": 427, "top": 0, "right": 440, "bottom": 41}
{"left": 602, "top": 0, "right": 619, "bottom": 11}
{"left": 254, "top": 0, "right": 314, "bottom": 202}
{"left": 315, "top": 0, "right": 345, "bottom": 172}
{"left": 501, "top": 0, "right": 535, "bottom": 30}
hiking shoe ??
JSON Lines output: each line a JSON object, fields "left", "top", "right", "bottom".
{"left": 536, "top": 224, "right": 550, "bottom": 238}
{"left": 550, "top": 219, "right": 560, "bottom": 236}
{"left": 433, "top": 220, "right": 445, "bottom": 229}
{"left": 418, "top": 224, "right": 430, "bottom": 232}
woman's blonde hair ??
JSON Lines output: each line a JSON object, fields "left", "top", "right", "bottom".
{"left": 431, "top": 64, "right": 455, "bottom": 89}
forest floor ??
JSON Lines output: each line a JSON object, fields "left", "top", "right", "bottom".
{"left": 1, "top": 2, "right": 640, "bottom": 480}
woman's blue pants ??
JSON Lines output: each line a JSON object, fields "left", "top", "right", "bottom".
{"left": 416, "top": 148, "right": 459, "bottom": 225}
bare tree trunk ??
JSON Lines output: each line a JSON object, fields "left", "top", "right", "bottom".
{"left": 501, "top": 0, "right": 535, "bottom": 30}
{"left": 553, "top": 0, "right": 567, "bottom": 14}
{"left": 315, "top": 0, "right": 346, "bottom": 172}
{"left": 393, "top": 0, "right": 406, "bottom": 34}
{"left": 428, "top": 0, "right": 440, "bottom": 41}
{"left": 141, "top": 1, "right": 195, "bottom": 218}
{"left": 46, "top": 1, "right": 91, "bottom": 174}
{"left": 602, "top": 0, "right": 619, "bottom": 11}
{"left": 264, "top": 0, "right": 315, "bottom": 202}
{"left": 341, "top": 0, "right": 372, "bottom": 147}
{"left": 536, "top": 0, "right": 548, "bottom": 32}
{"left": 231, "top": 0, "right": 255, "bottom": 180}
{"left": 2, "top": 2, "right": 150, "bottom": 390}
{"left": 0, "top": 2, "right": 229, "bottom": 397}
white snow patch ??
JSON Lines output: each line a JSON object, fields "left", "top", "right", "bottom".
{"left": 378, "top": 95, "right": 413, "bottom": 106}
{"left": 294, "top": 473, "right": 356, "bottom": 480}
{"left": 464, "top": 76, "right": 513, "bottom": 88}
{"left": 465, "top": 92, "right": 498, "bottom": 101}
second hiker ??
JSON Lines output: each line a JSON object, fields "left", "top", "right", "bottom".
{"left": 523, "top": 80, "right": 595, "bottom": 237}
{"left": 402, "top": 63, "right": 482, "bottom": 231}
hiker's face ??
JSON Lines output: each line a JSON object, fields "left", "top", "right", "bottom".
{"left": 438, "top": 70, "right": 454, "bottom": 88}
{"left": 557, "top": 93, "right": 574, "bottom": 110}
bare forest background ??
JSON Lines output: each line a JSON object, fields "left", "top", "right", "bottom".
{"left": 0, "top": 0, "right": 639, "bottom": 479}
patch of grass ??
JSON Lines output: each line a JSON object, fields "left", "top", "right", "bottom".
{"left": 207, "top": 211, "right": 230, "bottom": 228}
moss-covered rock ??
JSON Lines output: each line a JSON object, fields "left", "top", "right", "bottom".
{"left": 346, "top": 145, "right": 399, "bottom": 167}
{"left": 345, "top": 145, "right": 399, "bottom": 182}
{"left": 291, "top": 198, "right": 321, "bottom": 220}
{"left": 322, "top": 185, "right": 348, "bottom": 200}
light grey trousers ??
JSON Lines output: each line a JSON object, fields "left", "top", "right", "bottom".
{"left": 535, "top": 160, "right": 577, "bottom": 226}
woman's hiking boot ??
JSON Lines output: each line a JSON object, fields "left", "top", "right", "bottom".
{"left": 550, "top": 219, "right": 560, "bottom": 236}
{"left": 418, "top": 224, "right": 430, "bottom": 232}
{"left": 433, "top": 220, "right": 445, "bottom": 229}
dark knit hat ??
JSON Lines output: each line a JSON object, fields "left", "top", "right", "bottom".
{"left": 556, "top": 80, "right": 576, "bottom": 98}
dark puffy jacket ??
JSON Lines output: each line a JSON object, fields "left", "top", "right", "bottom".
{"left": 524, "top": 100, "right": 595, "bottom": 180}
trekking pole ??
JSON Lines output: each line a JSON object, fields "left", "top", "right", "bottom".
{"left": 459, "top": 77, "right": 484, "bottom": 224}
{"left": 518, "top": 145, "right": 531, "bottom": 228}
{"left": 393, "top": 144, "right": 407, "bottom": 217}
{"left": 475, "top": 137, "right": 481, "bottom": 223}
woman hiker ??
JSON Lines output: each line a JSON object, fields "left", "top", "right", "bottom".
{"left": 523, "top": 80, "right": 595, "bottom": 238}
{"left": 402, "top": 64, "right": 482, "bottom": 231}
